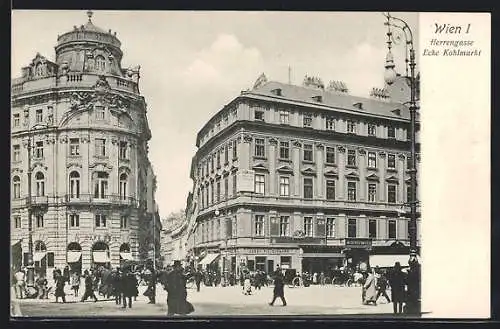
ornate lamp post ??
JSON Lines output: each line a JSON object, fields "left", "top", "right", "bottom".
{"left": 383, "top": 12, "right": 420, "bottom": 315}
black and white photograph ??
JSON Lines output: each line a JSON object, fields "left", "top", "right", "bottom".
{"left": 9, "top": 10, "right": 490, "bottom": 319}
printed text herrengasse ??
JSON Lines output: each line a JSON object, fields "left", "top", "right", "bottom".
{"left": 423, "top": 23, "right": 481, "bottom": 57}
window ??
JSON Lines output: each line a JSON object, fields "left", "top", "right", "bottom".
{"left": 210, "top": 182, "right": 214, "bottom": 204}
{"left": 279, "top": 216, "right": 290, "bottom": 236}
{"left": 368, "top": 124, "right": 377, "bottom": 136}
{"left": 119, "top": 173, "right": 128, "bottom": 200}
{"left": 326, "top": 218, "right": 335, "bottom": 237}
{"left": 13, "top": 113, "right": 20, "bottom": 127}
{"left": 224, "top": 177, "right": 228, "bottom": 200}
{"left": 280, "top": 111, "right": 289, "bottom": 124}
{"left": 69, "top": 171, "right": 80, "bottom": 198}
{"left": 369, "top": 219, "right": 377, "bottom": 238}
{"left": 36, "top": 109, "right": 43, "bottom": 123}
{"left": 95, "top": 214, "right": 107, "bottom": 227}
{"left": 304, "top": 178, "right": 313, "bottom": 199}
{"left": 347, "top": 181, "right": 357, "bottom": 201}
{"left": 303, "top": 217, "right": 313, "bottom": 237}
{"left": 14, "top": 215, "right": 21, "bottom": 229}
{"left": 347, "top": 120, "right": 356, "bottom": 133}
{"left": 303, "top": 114, "right": 312, "bottom": 127}
{"left": 35, "top": 172, "right": 45, "bottom": 196}
{"left": 13, "top": 145, "right": 20, "bottom": 162}
{"left": 216, "top": 149, "right": 221, "bottom": 168}
{"left": 347, "top": 150, "right": 356, "bottom": 166}
{"left": 120, "top": 215, "right": 128, "bottom": 229}
{"left": 216, "top": 179, "right": 221, "bottom": 202}
{"left": 12, "top": 176, "right": 21, "bottom": 198}
{"left": 94, "top": 171, "right": 109, "bottom": 199}
{"left": 368, "top": 152, "right": 377, "bottom": 168}
{"left": 388, "top": 184, "right": 397, "bottom": 203}
{"left": 210, "top": 155, "right": 214, "bottom": 172}
{"left": 36, "top": 214, "right": 44, "bottom": 228}
{"left": 326, "top": 180, "right": 335, "bottom": 200}
{"left": 279, "top": 141, "right": 289, "bottom": 159}
{"left": 47, "top": 252, "right": 54, "bottom": 268}
{"left": 406, "top": 156, "right": 412, "bottom": 170}
{"left": 233, "top": 140, "right": 238, "bottom": 159}
{"left": 254, "top": 174, "right": 265, "bottom": 194}
{"left": 69, "top": 213, "right": 80, "bottom": 228}
{"left": 368, "top": 183, "right": 377, "bottom": 202}
{"left": 95, "top": 55, "right": 106, "bottom": 71}
{"left": 255, "top": 215, "right": 264, "bottom": 236}
{"left": 255, "top": 110, "right": 264, "bottom": 121}
{"left": 95, "top": 138, "right": 106, "bottom": 157}
{"left": 69, "top": 138, "right": 80, "bottom": 156}
{"left": 326, "top": 118, "right": 335, "bottom": 130}
{"left": 119, "top": 141, "right": 128, "bottom": 159}
{"left": 388, "top": 126, "right": 396, "bottom": 139}
{"left": 280, "top": 176, "right": 290, "bottom": 196}
{"left": 326, "top": 147, "right": 335, "bottom": 164}
{"left": 303, "top": 144, "right": 313, "bottom": 162}
{"left": 388, "top": 154, "right": 396, "bottom": 169}
{"left": 407, "top": 185, "right": 412, "bottom": 203}
{"left": 35, "top": 141, "right": 44, "bottom": 158}
{"left": 255, "top": 138, "right": 265, "bottom": 157}
{"left": 224, "top": 146, "right": 228, "bottom": 164}
{"left": 388, "top": 220, "right": 397, "bottom": 239}
{"left": 232, "top": 172, "right": 237, "bottom": 195}
{"left": 35, "top": 64, "right": 44, "bottom": 76}
{"left": 348, "top": 219, "right": 357, "bottom": 238}
{"left": 95, "top": 105, "right": 105, "bottom": 120}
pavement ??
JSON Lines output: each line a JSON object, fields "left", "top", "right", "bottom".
{"left": 11, "top": 283, "right": 408, "bottom": 318}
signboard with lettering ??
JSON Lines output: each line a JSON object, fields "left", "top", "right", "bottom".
{"left": 238, "top": 248, "right": 297, "bottom": 255}
{"left": 237, "top": 169, "right": 255, "bottom": 192}
{"left": 345, "top": 238, "right": 372, "bottom": 249}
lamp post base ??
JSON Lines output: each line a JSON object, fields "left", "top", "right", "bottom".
{"left": 26, "top": 265, "right": 35, "bottom": 287}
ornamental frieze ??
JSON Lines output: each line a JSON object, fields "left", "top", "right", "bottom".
{"left": 379, "top": 152, "right": 386, "bottom": 158}
{"left": 243, "top": 134, "right": 253, "bottom": 143}
{"left": 357, "top": 148, "right": 366, "bottom": 155}
{"left": 315, "top": 143, "right": 324, "bottom": 149}
{"left": 268, "top": 138, "right": 278, "bottom": 145}
{"left": 398, "top": 153, "right": 406, "bottom": 160}
{"left": 337, "top": 145, "right": 346, "bottom": 153}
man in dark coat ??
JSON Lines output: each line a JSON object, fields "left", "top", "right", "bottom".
{"left": 112, "top": 267, "right": 122, "bottom": 305}
{"left": 121, "top": 268, "right": 137, "bottom": 308}
{"left": 145, "top": 266, "right": 156, "bottom": 304}
{"left": 194, "top": 270, "right": 203, "bottom": 292}
{"left": 81, "top": 270, "right": 98, "bottom": 302}
{"left": 405, "top": 253, "right": 421, "bottom": 314}
{"left": 63, "top": 266, "right": 70, "bottom": 285}
{"left": 269, "top": 265, "right": 287, "bottom": 306}
{"left": 388, "top": 262, "right": 406, "bottom": 314}
{"left": 165, "top": 260, "right": 193, "bottom": 316}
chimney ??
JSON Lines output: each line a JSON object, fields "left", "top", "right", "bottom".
{"left": 353, "top": 102, "right": 363, "bottom": 110}
{"left": 271, "top": 88, "right": 282, "bottom": 96}
{"left": 311, "top": 95, "right": 323, "bottom": 103}
{"left": 327, "top": 80, "right": 349, "bottom": 93}
{"left": 303, "top": 75, "right": 325, "bottom": 89}
{"left": 370, "top": 87, "right": 390, "bottom": 100}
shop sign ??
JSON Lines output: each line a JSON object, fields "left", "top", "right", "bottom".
{"left": 74, "top": 233, "right": 115, "bottom": 244}
{"left": 345, "top": 238, "right": 372, "bottom": 248}
{"left": 239, "top": 248, "right": 295, "bottom": 255}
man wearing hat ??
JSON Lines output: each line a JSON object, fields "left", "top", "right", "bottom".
{"left": 269, "top": 264, "right": 287, "bottom": 306}
{"left": 165, "top": 260, "right": 193, "bottom": 316}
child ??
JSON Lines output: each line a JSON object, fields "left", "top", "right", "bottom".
{"left": 243, "top": 276, "right": 252, "bottom": 295}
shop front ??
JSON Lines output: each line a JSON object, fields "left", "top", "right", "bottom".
{"left": 232, "top": 247, "right": 299, "bottom": 275}
{"left": 299, "top": 245, "right": 344, "bottom": 278}
{"left": 342, "top": 238, "right": 372, "bottom": 272}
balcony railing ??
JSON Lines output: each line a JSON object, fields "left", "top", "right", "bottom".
{"left": 28, "top": 196, "right": 49, "bottom": 206}
{"left": 64, "top": 194, "right": 138, "bottom": 206}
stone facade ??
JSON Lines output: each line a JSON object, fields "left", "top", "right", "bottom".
{"left": 186, "top": 75, "right": 421, "bottom": 276}
{"left": 10, "top": 12, "right": 158, "bottom": 277}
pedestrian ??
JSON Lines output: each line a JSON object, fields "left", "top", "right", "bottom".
{"left": 194, "top": 269, "right": 202, "bottom": 292}
{"left": 71, "top": 271, "right": 80, "bottom": 297}
{"left": 243, "top": 273, "right": 252, "bottom": 295}
{"left": 112, "top": 267, "right": 122, "bottom": 305}
{"left": 54, "top": 272, "right": 67, "bottom": 303}
{"left": 405, "top": 253, "right": 421, "bottom": 314}
{"left": 63, "top": 265, "right": 70, "bottom": 285}
{"left": 388, "top": 262, "right": 406, "bottom": 314}
{"left": 165, "top": 260, "right": 194, "bottom": 316}
{"left": 319, "top": 272, "right": 325, "bottom": 286}
{"left": 144, "top": 266, "right": 156, "bottom": 304}
{"left": 313, "top": 272, "right": 318, "bottom": 285}
{"left": 269, "top": 265, "right": 287, "bottom": 306}
{"left": 375, "top": 269, "right": 391, "bottom": 304}
{"left": 36, "top": 272, "right": 48, "bottom": 299}
{"left": 362, "top": 267, "right": 378, "bottom": 305}
{"left": 121, "top": 267, "right": 137, "bottom": 308}
{"left": 14, "top": 268, "right": 26, "bottom": 299}
{"left": 81, "top": 270, "right": 98, "bottom": 302}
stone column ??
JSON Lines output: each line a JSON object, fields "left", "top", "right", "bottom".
{"left": 81, "top": 134, "right": 91, "bottom": 195}
{"left": 268, "top": 138, "right": 277, "bottom": 196}
{"left": 358, "top": 214, "right": 367, "bottom": 238}
{"left": 378, "top": 153, "right": 386, "bottom": 202}
{"left": 292, "top": 211, "right": 302, "bottom": 234}
{"left": 397, "top": 216, "right": 406, "bottom": 240}
{"left": 337, "top": 213, "right": 347, "bottom": 238}
{"left": 111, "top": 137, "right": 119, "bottom": 196}
{"left": 337, "top": 146, "right": 346, "bottom": 199}
{"left": 292, "top": 141, "right": 301, "bottom": 197}
{"left": 358, "top": 149, "right": 366, "bottom": 201}
{"left": 241, "top": 134, "right": 252, "bottom": 171}
{"left": 378, "top": 216, "right": 387, "bottom": 240}
{"left": 315, "top": 143, "right": 324, "bottom": 198}
{"left": 398, "top": 153, "right": 406, "bottom": 202}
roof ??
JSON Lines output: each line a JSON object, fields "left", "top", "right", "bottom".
{"left": 247, "top": 81, "right": 410, "bottom": 120}
{"left": 81, "top": 20, "right": 108, "bottom": 34}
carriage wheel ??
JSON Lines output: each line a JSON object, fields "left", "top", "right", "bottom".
{"left": 332, "top": 277, "right": 341, "bottom": 286}
{"left": 291, "top": 276, "right": 302, "bottom": 288}
{"left": 346, "top": 279, "right": 353, "bottom": 287}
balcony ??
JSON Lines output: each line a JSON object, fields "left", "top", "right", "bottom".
{"left": 28, "top": 196, "right": 49, "bottom": 206}
{"left": 63, "top": 194, "right": 137, "bottom": 207}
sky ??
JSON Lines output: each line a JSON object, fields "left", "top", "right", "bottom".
{"left": 11, "top": 10, "right": 418, "bottom": 218}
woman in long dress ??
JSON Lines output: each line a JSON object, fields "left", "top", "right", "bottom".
{"left": 362, "top": 268, "right": 378, "bottom": 305}
{"left": 54, "top": 272, "right": 66, "bottom": 303}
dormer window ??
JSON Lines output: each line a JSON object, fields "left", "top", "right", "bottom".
{"left": 353, "top": 102, "right": 363, "bottom": 110}
{"left": 312, "top": 95, "right": 323, "bottom": 103}
{"left": 347, "top": 120, "right": 357, "bottom": 134}
{"left": 303, "top": 114, "right": 312, "bottom": 128}
{"left": 35, "top": 63, "right": 44, "bottom": 77}
{"left": 388, "top": 126, "right": 396, "bottom": 139}
{"left": 95, "top": 55, "right": 106, "bottom": 71}
{"left": 271, "top": 88, "right": 282, "bottom": 96}
{"left": 391, "top": 108, "right": 401, "bottom": 116}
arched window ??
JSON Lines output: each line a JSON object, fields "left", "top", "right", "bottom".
{"left": 69, "top": 171, "right": 80, "bottom": 199}
{"left": 12, "top": 176, "right": 21, "bottom": 199}
{"left": 35, "top": 241, "right": 47, "bottom": 252}
{"left": 35, "top": 172, "right": 45, "bottom": 197}
{"left": 119, "top": 173, "right": 128, "bottom": 200}
{"left": 94, "top": 171, "right": 109, "bottom": 199}
{"left": 35, "top": 63, "right": 44, "bottom": 76}
{"left": 95, "top": 55, "right": 106, "bottom": 72}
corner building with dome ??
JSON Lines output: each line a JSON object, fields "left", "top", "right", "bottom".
{"left": 10, "top": 12, "right": 161, "bottom": 278}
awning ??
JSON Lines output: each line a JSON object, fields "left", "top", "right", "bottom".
{"left": 33, "top": 252, "right": 46, "bottom": 262}
{"left": 120, "top": 252, "right": 133, "bottom": 260}
{"left": 369, "top": 254, "right": 422, "bottom": 268}
{"left": 302, "top": 253, "right": 344, "bottom": 258}
{"left": 198, "top": 253, "right": 220, "bottom": 266}
{"left": 67, "top": 251, "right": 82, "bottom": 263}
{"left": 93, "top": 251, "right": 110, "bottom": 263}
{"left": 11, "top": 239, "right": 21, "bottom": 247}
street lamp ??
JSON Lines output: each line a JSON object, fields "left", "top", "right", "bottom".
{"left": 24, "top": 122, "right": 50, "bottom": 288}
{"left": 383, "top": 12, "right": 420, "bottom": 315}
